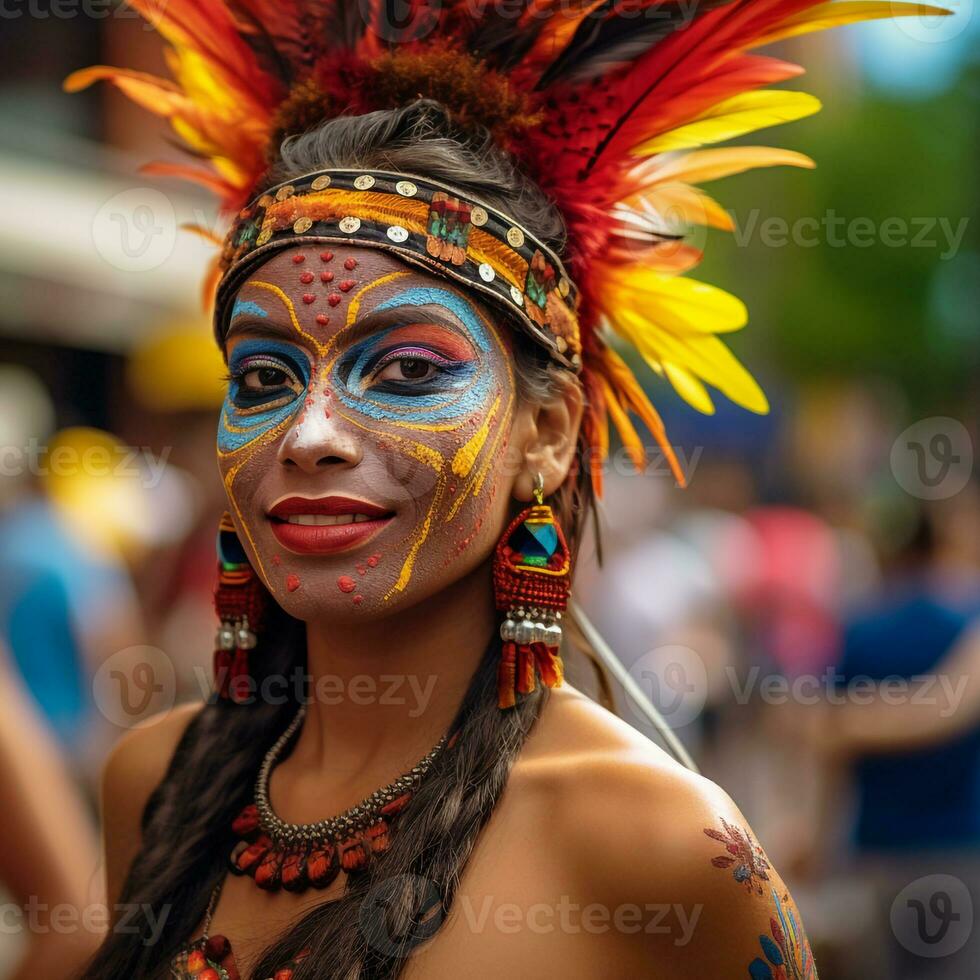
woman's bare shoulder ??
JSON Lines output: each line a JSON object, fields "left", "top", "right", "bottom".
{"left": 518, "top": 682, "right": 699, "bottom": 790}
{"left": 101, "top": 702, "right": 201, "bottom": 904}
{"left": 103, "top": 702, "right": 202, "bottom": 803}
{"left": 514, "top": 686, "right": 816, "bottom": 974}
{"left": 516, "top": 685, "right": 736, "bottom": 871}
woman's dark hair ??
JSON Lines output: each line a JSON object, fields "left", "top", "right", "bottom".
{"left": 82, "top": 99, "right": 596, "bottom": 979}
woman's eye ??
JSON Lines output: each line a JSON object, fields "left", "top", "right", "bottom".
{"left": 243, "top": 366, "right": 291, "bottom": 390}
{"left": 374, "top": 357, "right": 439, "bottom": 384}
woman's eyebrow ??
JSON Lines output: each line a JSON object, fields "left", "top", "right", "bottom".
{"left": 340, "top": 303, "right": 468, "bottom": 349}
{"left": 225, "top": 316, "right": 295, "bottom": 343}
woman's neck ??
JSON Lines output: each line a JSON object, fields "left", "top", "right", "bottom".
{"left": 294, "top": 558, "right": 496, "bottom": 768}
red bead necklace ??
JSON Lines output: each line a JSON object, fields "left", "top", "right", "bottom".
{"left": 228, "top": 706, "right": 449, "bottom": 893}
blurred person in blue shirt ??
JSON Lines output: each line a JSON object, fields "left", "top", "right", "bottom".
{"left": 837, "top": 491, "right": 980, "bottom": 852}
{"left": 811, "top": 485, "right": 980, "bottom": 980}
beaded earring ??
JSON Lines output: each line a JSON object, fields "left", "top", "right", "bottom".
{"left": 213, "top": 512, "right": 268, "bottom": 704}
{"left": 493, "top": 473, "right": 571, "bottom": 709}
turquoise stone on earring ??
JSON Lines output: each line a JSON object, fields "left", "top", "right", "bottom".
{"left": 217, "top": 522, "right": 249, "bottom": 567}
{"left": 510, "top": 514, "right": 559, "bottom": 566}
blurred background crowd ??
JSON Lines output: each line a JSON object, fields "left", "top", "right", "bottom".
{"left": 0, "top": 5, "right": 978, "bottom": 979}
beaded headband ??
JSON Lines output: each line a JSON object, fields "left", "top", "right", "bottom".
{"left": 214, "top": 168, "right": 582, "bottom": 371}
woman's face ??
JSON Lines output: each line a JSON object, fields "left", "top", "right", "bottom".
{"left": 217, "top": 244, "right": 523, "bottom": 622}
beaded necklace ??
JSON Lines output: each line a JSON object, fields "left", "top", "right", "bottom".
{"left": 171, "top": 875, "right": 312, "bottom": 979}
{"left": 228, "top": 706, "right": 449, "bottom": 893}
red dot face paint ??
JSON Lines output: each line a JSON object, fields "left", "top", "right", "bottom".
{"left": 302, "top": 293, "right": 316, "bottom": 304}
{"left": 344, "top": 257, "right": 357, "bottom": 270}
{"left": 367, "top": 555, "right": 379, "bottom": 568}
{"left": 292, "top": 254, "right": 305, "bottom": 264}
{"left": 286, "top": 574, "right": 301, "bottom": 592}
{"left": 316, "top": 313, "right": 330, "bottom": 325}
{"left": 328, "top": 293, "right": 342, "bottom": 306}
{"left": 321, "top": 271, "right": 334, "bottom": 282}
{"left": 320, "top": 251, "right": 333, "bottom": 262}
{"left": 352, "top": 594, "right": 363, "bottom": 605}
{"left": 339, "top": 279, "right": 356, "bottom": 292}
{"left": 300, "top": 271, "right": 314, "bottom": 284}
{"left": 337, "top": 576, "right": 356, "bottom": 593}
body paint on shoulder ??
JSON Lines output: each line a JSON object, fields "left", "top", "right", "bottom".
{"left": 748, "top": 888, "right": 818, "bottom": 980}
{"left": 703, "top": 817, "right": 772, "bottom": 895}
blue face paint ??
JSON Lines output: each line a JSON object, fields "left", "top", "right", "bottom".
{"left": 219, "top": 339, "right": 311, "bottom": 452}
{"left": 230, "top": 298, "right": 270, "bottom": 322}
{"left": 333, "top": 288, "right": 495, "bottom": 424}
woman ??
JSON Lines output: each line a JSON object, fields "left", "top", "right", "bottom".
{"left": 69, "top": 1, "right": 942, "bottom": 976}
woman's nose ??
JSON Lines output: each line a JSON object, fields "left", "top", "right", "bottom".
{"left": 277, "top": 389, "right": 362, "bottom": 473}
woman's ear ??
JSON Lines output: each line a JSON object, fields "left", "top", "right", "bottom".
{"left": 512, "top": 376, "right": 584, "bottom": 502}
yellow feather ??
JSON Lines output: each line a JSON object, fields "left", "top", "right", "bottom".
{"left": 663, "top": 363, "right": 716, "bottom": 415}
{"left": 64, "top": 65, "right": 179, "bottom": 96}
{"left": 619, "top": 242, "right": 704, "bottom": 274}
{"left": 620, "top": 182, "right": 735, "bottom": 231}
{"left": 600, "top": 378, "right": 647, "bottom": 471}
{"left": 634, "top": 91, "right": 822, "bottom": 155}
{"left": 615, "top": 308, "right": 769, "bottom": 413}
{"left": 648, "top": 147, "right": 816, "bottom": 185}
{"left": 64, "top": 66, "right": 185, "bottom": 116}
{"left": 751, "top": 2, "right": 952, "bottom": 47}
{"left": 179, "top": 222, "right": 224, "bottom": 246}
{"left": 595, "top": 348, "right": 687, "bottom": 485}
{"left": 167, "top": 46, "right": 268, "bottom": 122}
{"left": 597, "top": 267, "right": 769, "bottom": 415}
{"left": 605, "top": 269, "right": 748, "bottom": 334}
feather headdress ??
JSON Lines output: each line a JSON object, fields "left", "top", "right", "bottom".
{"left": 66, "top": 0, "right": 947, "bottom": 490}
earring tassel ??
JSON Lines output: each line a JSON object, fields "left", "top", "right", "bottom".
{"left": 533, "top": 640, "right": 563, "bottom": 688}
{"left": 517, "top": 644, "right": 537, "bottom": 697}
{"left": 498, "top": 640, "right": 518, "bottom": 709}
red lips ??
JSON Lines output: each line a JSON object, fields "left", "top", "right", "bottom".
{"left": 267, "top": 496, "right": 393, "bottom": 555}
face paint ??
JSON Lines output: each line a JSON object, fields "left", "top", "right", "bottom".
{"left": 231, "top": 298, "right": 270, "bottom": 321}
{"left": 331, "top": 294, "right": 489, "bottom": 425}
{"left": 216, "top": 245, "right": 520, "bottom": 624}
{"left": 219, "top": 339, "right": 312, "bottom": 453}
